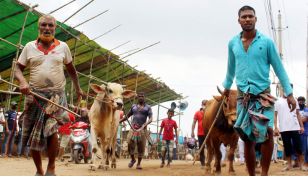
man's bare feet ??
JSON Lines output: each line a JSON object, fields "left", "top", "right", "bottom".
{"left": 167, "top": 163, "right": 171, "bottom": 167}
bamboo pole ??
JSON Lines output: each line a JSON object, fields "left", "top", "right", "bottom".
{"left": 91, "top": 24, "right": 121, "bottom": 41}
{"left": 118, "top": 48, "right": 139, "bottom": 56}
{"left": 120, "top": 42, "right": 161, "bottom": 60}
{"left": 156, "top": 86, "right": 161, "bottom": 149}
{"left": 110, "top": 40, "right": 131, "bottom": 51}
{"left": 6, "top": 8, "right": 30, "bottom": 110}
{"left": 0, "top": 78, "right": 81, "bottom": 118}
{"left": 70, "top": 38, "right": 78, "bottom": 105}
{"left": 73, "top": 10, "right": 109, "bottom": 28}
{"left": 0, "top": 90, "right": 21, "bottom": 95}
{"left": 61, "top": 0, "right": 94, "bottom": 25}
{"left": 50, "top": 0, "right": 76, "bottom": 14}
{"left": 86, "top": 50, "right": 95, "bottom": 106}
{"left": 192, "top": 97, "right": 226, "bottom": 165}
{"left": 0, "top": 37, "right": 19, "bottom": 48}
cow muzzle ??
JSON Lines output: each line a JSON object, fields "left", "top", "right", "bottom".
{"left": 226, "top": 112, "right": 237, "bottom": 126}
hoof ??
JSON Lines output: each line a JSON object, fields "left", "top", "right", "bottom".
{"left": 89, "top": 165, "right": 95, "bottom": 171}
{"left": 111, "top": 163, "right": 116, "bottom": 169}
{"left": 103, "top": 166, "right": 109, "bottom": 171}
{"left": 98, "top": 165, "right": 104, "bottom": 169}
{"left": 229, "top": 171, "right": 236, "bottom": 175}
{"left": 215, "top": 170, "right": 221, "bottom": 175}
{"left": 205, "top": 166, "right": 211, "bottom": 174}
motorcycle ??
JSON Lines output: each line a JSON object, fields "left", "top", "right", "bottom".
{"left": 70, "top": 121, "right": 91, "bottom": 164}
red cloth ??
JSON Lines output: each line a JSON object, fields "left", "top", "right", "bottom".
{"left": 58, "top": 112, "right": 75, "bottom": 135}
{"left": 160, "top": 119, "right": 178, "bottom": 140}
{"left": 194, "top": 110, "right": 204, "bottom": 136}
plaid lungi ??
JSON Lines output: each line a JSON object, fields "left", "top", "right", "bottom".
{"left": 234, "top": 92, "right": 277, "bottom": 143}
{"left": 22, "top": 88, "right": 69, "bottom": 151}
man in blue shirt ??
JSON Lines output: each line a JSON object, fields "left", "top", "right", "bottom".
{"left": 1, "top": 101, "right": 19, "bottom": 157}
{"left": 298, "top": 96, "right": 308, "bottom": 167}
{"left": 119, "top": 92, "right": 153, "bottom": 170}
{"left": 222, "top": 5, "right": 297, "bottom": 176}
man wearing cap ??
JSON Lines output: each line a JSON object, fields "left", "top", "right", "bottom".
{"left": 14, "top": 14, "right": 82, "bottom": 176}
{"left": 1, "top": 101, "right": 18, "bottom": 157}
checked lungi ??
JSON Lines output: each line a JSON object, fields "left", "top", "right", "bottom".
{"left": 22, "top": 88, "right": 69, "bottom": 151}
{"left": 234, "top": 92, "right": 277, "bottom": 143}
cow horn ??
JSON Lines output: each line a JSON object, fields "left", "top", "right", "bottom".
{"left": 121, "top": 85, "right": 127, "bottom": 88}
{"left": 217, "top": 86, "right": 223, "bottom": 95}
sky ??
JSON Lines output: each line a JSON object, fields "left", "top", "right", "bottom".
{"left": 21, "top": 0, "right": 308, "bottom": 137}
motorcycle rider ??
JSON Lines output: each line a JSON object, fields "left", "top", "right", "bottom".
{"left": 68, "top": 108, "right": 92, "bottom": 162}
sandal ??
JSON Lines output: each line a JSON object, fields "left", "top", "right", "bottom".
{"left": 128, "top": 161, "right": 136, "bottom": 168}
{"left": 136, "top": 165, "right": 142, "bottom": 170}
{"left": 301, "top": 167, "right": 308, "bottom": 171}
{"left": 293, "top": 165, "right": 300, "bottom": 168}
{"left": 282, "top": 167, "right": 294, "bottom": 171}
{"left": 160, "top": 163, "right": 165, "bottom": 168}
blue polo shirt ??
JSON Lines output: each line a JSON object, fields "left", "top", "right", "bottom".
{"left": 129, "top": 103, "right": 152, "bottom": 128}
{"left": 222, "top": 30, "right": 292, "bottom": 96}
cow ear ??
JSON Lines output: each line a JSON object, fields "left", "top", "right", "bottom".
{"left": 122, "top": 90, "right": 136, "bottom": 98}
{"left": 213, "top": 95, "right": 223, "bottom": 102}
{"left": 90, "top": 84, "right": 106, "bottom": 93}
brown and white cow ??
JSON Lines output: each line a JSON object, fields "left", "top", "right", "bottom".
{"left": 88, "top": 83, "right": 135, "bottom": 171}
{"left": 202, "top": 86, "right": 239, "bottom": 175}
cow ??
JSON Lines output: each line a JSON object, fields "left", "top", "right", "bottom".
{"left": 202, "top": 86, "right": 239, "bottom": 175}
{"left": 88, "top": 83, "right": 135, "bottom": 171}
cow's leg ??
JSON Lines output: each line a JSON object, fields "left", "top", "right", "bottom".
{"left": 212, "top": 137, "right": 222, "bottom": 174}
{"left": 98, "top": 144, "right": 109, "bottom": 170}
{"left": 227, "top": 135, "right": 239, "bottom": 175}
{"left": 111, "top": 139, "right": 117, "bottom": 169}
{"left": 205, "top": 138, "right": 213, "bottom": 174}
{"left": 89, "top": 129, "right": 98, "bottom": 171}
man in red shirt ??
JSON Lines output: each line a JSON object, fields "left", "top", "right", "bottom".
{"left": 158, "top": 109, "right": 178, "bottom": 168}
{"left": 56, "top": 112, "right": 75, "bottom": 161}
{"left": 191, "top": 100, "right": 208, "bottom": 168}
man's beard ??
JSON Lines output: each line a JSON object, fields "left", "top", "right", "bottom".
{"left": 241, "top": 23, "right": 255, "bottom": 32}
{"left": 39, "top": 33, "right": 54, "bottom": 42}
{"left": 138, "top": 100, "right": 144, "bottom": 104}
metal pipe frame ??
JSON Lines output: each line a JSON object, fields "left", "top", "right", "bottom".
{"left": 73, "top": 9, "right": 109, "bottom": 28}
{"left": 61, "top": 0, "right": 94, "bottom": 25}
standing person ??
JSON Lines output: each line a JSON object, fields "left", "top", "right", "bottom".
{"left": 271, "top": 136, "right": 278, "bottom": 163}
{"left": 237, "top": 137, "right": 245, "bottom": 165}
{"left": 68, "top": 108, "right": 91, "bottom": 162}
{"left": 220, "top": 144, "right": 227, "bottom": 167}
{"left": 56, "top": 112, "right": 75, "bottom": 162}
{"left": 157, "top": 109, "right": 178, "bottom": 168}
{"left": 17, "top": 112, "right": 30, "bottom": 158}
{"left": 221, "top": 5, "right": 297, "bottom": 176}
{"left": 274, "top": 88, "right": 307, "bottom": 171}
{"left": 183, "top": 137, "right": 188, "bottom": 161}
{"left": 14, "top": 14, "right": 82, "bottom": 176}
{"left": 173, "top": 136, "right": 177, "bottom": 160}
{"left": 119, "top": 92, "right": 153, "bottom": 170}
{"left": 0, "top": 103, "right": 6, "bottom": 155}
{"left": 191, "top": 100, "right": 207, "bottom": 168}
{"left": 1, "top": 101, "right": 18, "bottom": 157}
{"left": 297, "top": 96, "right": 308, "bottom": 167}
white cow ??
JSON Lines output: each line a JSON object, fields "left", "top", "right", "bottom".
{"left": 88, "top": 83, "right": 135, "bottom": 171}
